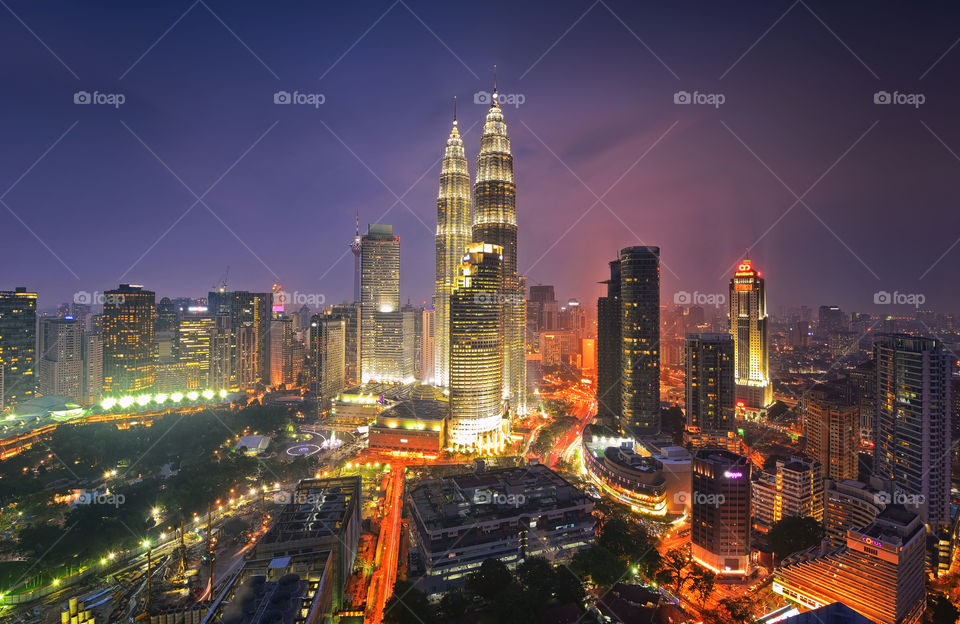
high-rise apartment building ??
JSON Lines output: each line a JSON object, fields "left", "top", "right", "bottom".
{"left": 685, "top": 332, "right": 735, "bottom": 432}
{"left": 873, "top": 334, "right": 952, "bottom": 529}
{"left": 473, "top": 86, "right": 526, "bottom": 416}
{"left": 823, "top": 478, "right": 887, "bottom": 549}
{"left": 448, "top": 243, "right": 504, "bottom": 452}
{"left": 752, "top": 456, "right": 824, "bottom": 533}
{"left": 82, "top": 333, "right": 103, "bottom": 404}
{"left": 0, "top": 287, "right": 37, "bottom": 408}
{"left": 691, "top": 449, "right": 752, "bottom": 577}
{"left": 597, "top": 260, "right": 621, "bottom": 424}
{"left": 728, "top": 258, "right": 771, "bottom": 415}
{"left": 359, "top": 224, "right": 401, "bottom": 383}
{"left": 102, "top": 284, "right": 156, "bottom": 396}
{"left": 620, "top": 246, "right": 660, "bottom": 436}
{"left": 803, "top": 382, "right": 860, "bottom": 481}
{"left": 434, "top": 105, "right": 472, "bottom": 388}
{"left": 38, "top": 317, "right": 83, "bottom": 401}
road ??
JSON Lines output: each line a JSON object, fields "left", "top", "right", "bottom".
{"left": 544, "top": 394, "right": 596, "bottom": 469}
{"left": 365, "top": 463, "right": 406, "bottom": 624}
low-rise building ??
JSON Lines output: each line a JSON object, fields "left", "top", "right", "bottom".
{"left": 368, "top": 397, "right": 447, "bottom": 453}
{"left": 407, "top": 464, "right": 594, "bottom": 593}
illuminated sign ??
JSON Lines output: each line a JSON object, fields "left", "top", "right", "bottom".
{"left": 187, "top": 306, "right": 208, "bottom": 313}
{"left": 861, "top": 536, "right": 883, "bottom": 548}
{"left": 723, "top": 470, "right": 744, "bottom": 479}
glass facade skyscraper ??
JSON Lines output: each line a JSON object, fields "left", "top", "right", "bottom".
{"left": 473, "top": 89, "right": 526, "bottom": 416}
{"left": 434, "top": 105, "right": 472, "bottom": 388}
{"left": 448, "top": 243, "right": 504, "bottom": 452}
{"left": 0, "top": 287, "right": 37, "bottom": 408}
{"left": 360, "top": 224, "right": 401, "bottom": 383}
{"left": 619, "top": 246, "right": 660, "bottom": 436}
{"left": 728, "top": 258, "right": 771, "bottom": 415}
{"left": 102, "top": 284, "right": 156, "bottom": 395}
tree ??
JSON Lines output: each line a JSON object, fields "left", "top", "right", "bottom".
{"left": 516, "top": 556, "right": 554, "bottom": 602}
{"left": 384, "top": 580, "right": 435, "bottom": 624}
{"left": 658, "top": 547, "right": 694, "bottom": 596}
{"left": 690, "top": 568, "right": 716, "bottom": 608}
{"left": 767, "top": 516, "right": 824, "bottom": 561}
{"left": 465, "top": 558, "right": 512, "bottom": 601}
{"left": 570, "top": 544, "right": 628, "bottom": 587}
{"left": 928, "top": 593, "right": 959, "bottom": 624}
{"left": 438, "top": 589, "right": 469, "bottom": 620}
{"left": 712, "top": 596, "right": 757, "bottom": 624}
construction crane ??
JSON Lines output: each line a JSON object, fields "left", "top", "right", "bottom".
{"left": 212, "top": 265, "right": 230, "bottom": 293}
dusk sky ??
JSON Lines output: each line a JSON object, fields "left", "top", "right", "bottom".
{"left": 3, "top": 1, "right": 960, "bottom": 314}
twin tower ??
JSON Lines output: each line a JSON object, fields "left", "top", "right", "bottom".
{"left": 434, "top": 86, "right": 526, "bottom": 452}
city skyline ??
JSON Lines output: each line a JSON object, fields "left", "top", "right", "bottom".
{"left": 4, "top": 1, "right": 960, "bottom": 314}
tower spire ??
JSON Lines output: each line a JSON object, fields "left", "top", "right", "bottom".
{"left": 453, "top": 95, "right": 457, "bottom": 125}
{"left": 493, "top": 64, "right": 497, "bottom": 95}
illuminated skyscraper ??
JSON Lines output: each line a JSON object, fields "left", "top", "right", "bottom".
{"left": 102, "top": 284, "right": 156, "bottom": 395}
{"left": 728, "top": 258, "right": 771, "bottom": 415}
{"left": 178, "top": 310, "right": 215, "bottom": 389}
{"left": 873, "top": 334, "right": 951, "bottom": 529}
{"left": 360, "top": 224, "right": 401, "bottom": 382}
{"left": 0, "top": 287, "right": 37, "bottom": 408}
{"left": 597, "top": 260, "right": 622, "bottom": 424}
{"left": 38, "top": 316, "right": 83, "bottom": 401}
{"left": 330, "top": 303, "right": 360, "bottom": 386}
{"left": 434, "top": 100, "right": 472, "bottom": 388}
{"left": 685, "top": 332, "right": 735, "bottom": 433}
{"left": 803, "top": 382, "right": 859, "bottom": 481}
{"left": 310, "top": 313, "right": 346, "bottom": 412}
{"left": 691, "top": 449, "right": 752, "bottom": 577}
{"left": 473, "top": 78, "right": 526, "bottom": 416}
{"left": 421, "top": 307, "right": 435, "bottom": 383}
{"left": 620, "top": 246, "right": 660, "bottom": 436}
{"left": 208, "top": 289, "right": 270, "bottom": 388}
{"left": 449, "top": 243, "right": 504, "bottom": 452}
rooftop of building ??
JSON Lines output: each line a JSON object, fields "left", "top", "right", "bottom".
{"left": 409, "top": 464, "right": 591, "bottom": 531}
{"left": 780, "top": 602, "right": 873, "bottom": 624}
{"left": 259, "top": 476, "right": 360, "bottom": 547}
{"left": 693, "top": 448, "right": 748, "bottom": 466}
{"left": 376, "top": 397, "right": 448, "bottom": 424}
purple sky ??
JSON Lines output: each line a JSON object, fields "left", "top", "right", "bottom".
{"left": 2, "top": 1, "right": 960, "bottom": 315}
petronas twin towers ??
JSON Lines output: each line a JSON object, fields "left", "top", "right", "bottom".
{"left": 434, "top": 82, "right": 527, "bottom": 451}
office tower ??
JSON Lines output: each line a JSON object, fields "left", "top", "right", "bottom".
{"left": 873, "top": 334, "right": 952, "bottom": 529}
{"left": 448, "top": 243, "right": 504, "bottom": 452}
{"left": 580, "top": 338, "right": 596, "bottom": 374}
{"left": 156, "top": 297, "right": 177, "bottom": 332}
{"left": 310, "top": 314, "right": 346, "bottom": 412}
{"left": 70, "top": 302, "right": 91, "bottom": 332}
{"left": 209, "top": 315, "right": 232, "bottom": 389}
{"left": 269, "top": 316, "right": 296, "bottom": 387}
{"left": 728, "top": 258, "right": 771, "bottom": 415}
{"left": 0, "top": 287, "right": 37, "bottom": 408}
{"left": 597, "top": 260, "right": 622, "bottom": 424}
{"left": 823, "top": 478, "right": 887, "bottom": 549}
{"left": 559, "top": 299, "right": 585, "bottom": 338}
{"left": 350, "top": 213, "right": 362, "bottom": 303}
{"left": 178, "top": 310, "right": 215, "bottom": 389}
{"left": 82, "top": 333, "right": 103, "bottom": 404}
{"left": 330, "top": 303, "right": 360, "bottom": 386}
{"left": 774, "top": 506, "right": 926, "bottom": 624}
{"left": 752, "top": 456, "right": 824, "bottom": 532}
{"left": 818, "top": 305, "right": 845, "bottom": 334}
{"left": 620, "top": 246, "right": 660, "bottom": 436}
{"left": 208, "top": 290, "right": 271, "bottom": 388}
{"left": 803, "top": 382, "right": 860, "bottom": 481}
{"left": 685, "top": 333, "right": 735, "bottom": 433}
{"left": 529, "top": 285, "right": 559, "bottom": 332}
{"left": 359, "top": 224, "right": 400, "bottom": 383}
{"left": 102, "top": 284, "right": 156, "bottom": 396}
{"left": 691, "top": 449, "right": 752, "bottom": 577}
{"left": 38, "top": 317, "right": 83, "bottom": 401}
{"left": 473, "top": 83, "right": 526, "bottom": 416}
{"left": 434, "top": 104, "right": 472, "bottom": 388}
{"left": 421, "top": 308, "right": 435, "bottom": 383}
{"left": 844, "top": 360, "right": 876, "bottom": 439}
{"left": 402, "top": 305, "right": 418, "bottom": 378}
